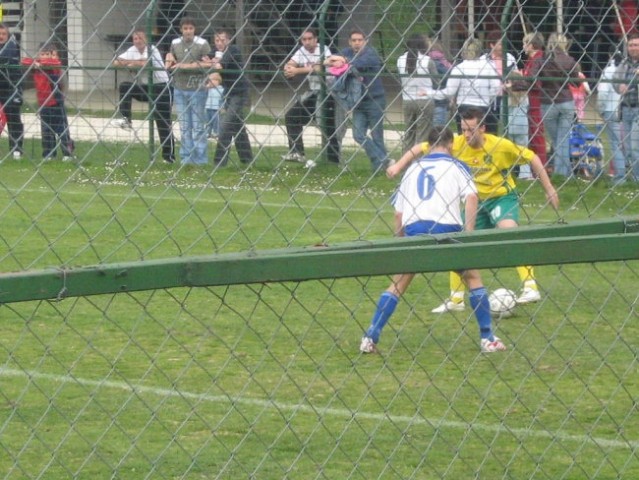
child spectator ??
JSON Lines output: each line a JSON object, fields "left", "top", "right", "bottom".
{"left": 22, "top": 42, "right": 74, "bottom": 162}
{"left": 569, "top": 71, "right": 591, "bottom": 122}
{"left": 205, "top": 72, "right": 224, "bottom": 138}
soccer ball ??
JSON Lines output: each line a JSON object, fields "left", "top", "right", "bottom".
{"left": 304, "top": 159, "right": 317, "bottom": 169}
{"left": 489, "top": 288, "right": 517, "bottom": 317}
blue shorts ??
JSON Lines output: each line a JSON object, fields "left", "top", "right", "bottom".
{"left": 404, "top": 220, "right": 462, "bottom": 237}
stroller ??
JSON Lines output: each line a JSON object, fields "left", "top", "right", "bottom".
{"left": 569, "top": 122, "right": 604, "bottom": 179}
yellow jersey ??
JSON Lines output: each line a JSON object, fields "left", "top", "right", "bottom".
{"left": 420, "top": 134, "right": 536, "bottom": 200}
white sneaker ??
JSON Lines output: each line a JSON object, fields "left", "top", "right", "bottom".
{"left": 281, "top": 152, "right": 305, "bottom": 163}
{"left": 431, "top": 298, "right": 465, "bottom": 313}
{"left": 113, "top": 118, "right": 132, "bottom": 130}
{"left": 481, "top": 337, "right": 507, "bottom": 353}
{"left": 62, "top": 156, "right": 75, "bottom": 162}
{"left": 359, "top": 336, "right": 378, "bottom": 354}
{"left": 12, "top": 151, "right": 21, "bottom": 160}
{"left": 516, "top": 287, "right": 541, "bottom": 304}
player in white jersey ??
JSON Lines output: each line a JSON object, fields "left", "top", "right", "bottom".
{"left": 360, "top": 126, "right": 506, "bottom": 354}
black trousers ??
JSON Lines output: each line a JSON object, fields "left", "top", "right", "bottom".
{"left": 214, "top": 94, "right": 253, "bottom": 165}
{"left": 118, "top": 82, "right": 175, "bottom": 161}
{"left": 0, "top": 92, "right": 24, "bottom": 154}
{"left": 285, "top": 91, "right": 340, "bottom": 163}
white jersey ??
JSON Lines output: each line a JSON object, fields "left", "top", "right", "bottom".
{"left": 290, "top": 44, "right": 331, "bottom": 91}
{"left": 397, "top": 51, "right": 435, "bottom": 101}
{"left": 430, "top": 58, "right": 501, "bottom": 107}
{"left": 117, "top": 44, "right": 169, "bottom": 84}
{"left": 394, "top": 152, "right": 477, "bottom": 228}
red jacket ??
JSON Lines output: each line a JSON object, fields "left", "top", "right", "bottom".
{"left": 21, "top": 57, "right": 63, "bottom": 107}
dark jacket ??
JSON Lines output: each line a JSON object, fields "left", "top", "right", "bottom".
{"left": 340, "top": 45, "right": 385, "bottom": 99}
{"left": 532, "top": 48, "right": 579, "bottom": 105}
{"left": 0, "top": 36, "right": 22, "bottom": 102}
{"left": 613, "top": 57, "right": 639, "bottom": 107}
{"left": 213, "top": 44, "right": 248, "bottom": 97}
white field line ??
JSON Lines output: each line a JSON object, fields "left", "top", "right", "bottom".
{"left": 8, "top": 186, "right": 393, "bottom": 214}
{"left": 1, "top": 366, "right": 636, "bottom": 451}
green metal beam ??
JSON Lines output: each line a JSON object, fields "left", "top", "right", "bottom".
{"left": 0, "top": 218, "right": 637, "bottom": 304}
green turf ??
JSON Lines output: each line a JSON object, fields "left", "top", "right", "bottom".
{"left": 0, "top": 138, "right": 638, "bottom": 478}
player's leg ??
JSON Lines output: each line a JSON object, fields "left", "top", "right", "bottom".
{"left": 432, "top": 205, "right": 492, "bottom": 314}
{"left": 361, "top": 273, "right": 415, "bottom": 353}
{"left": 462, "top": 269, "right": 506, "bottom": 352}
{"left": 492, "top": 193, "right": 541, "bottom": 304}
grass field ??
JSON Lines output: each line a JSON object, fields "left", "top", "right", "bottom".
{"left": 1, "top": 138, "right": 638, "bottom": 479}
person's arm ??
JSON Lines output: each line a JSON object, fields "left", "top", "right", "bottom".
{"left": 463, "top": 192, "right": 479, "bottom": 232}
{"left": 387, "top": 143, "right": 425, "bottom": 178}
{"left": 529, "top": 155, "right": 559, "bottom": 209}
{"left": 394, "top": 211, "right": 404, "bottom": 237}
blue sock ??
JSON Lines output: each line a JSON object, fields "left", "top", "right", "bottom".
{"left": 469, "top": 287, "right": 493, "bottom": 341}
{"left": 366, "top": 292, "right": 399, "bottom": 344}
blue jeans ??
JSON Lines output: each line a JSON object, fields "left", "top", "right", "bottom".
{"left": 542, "top": 100, "right": 574, "bottom": 177}
{"left": 352, "top": 95, "right": 388, "bottom": 170}
{"left": 40, "top": 105, "right": 73, "bottom": 158}
{"left": 621, "top": 106, "right": 639, "bottom": 181}
{"left": 174, "top": 88, "right": 208, "bottom": 165}
{"left": 601, "top": 110, "right": 626, "bottom": 183}
{"left": 433, "top": 100, "right": 450, "bottom": 128}
{"left": 206, "top": 108, "right": 220, "bottom": 137}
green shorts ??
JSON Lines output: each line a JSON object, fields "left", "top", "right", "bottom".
{"left": 475, "top": 192, "right": 520, "bottom": 230}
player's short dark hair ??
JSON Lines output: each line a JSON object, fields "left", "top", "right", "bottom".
{"left": 427, "top": 126, "right": 454, "bottom": 147}
{"left": 461, "top": 107, "right": 486, "bottom": 124}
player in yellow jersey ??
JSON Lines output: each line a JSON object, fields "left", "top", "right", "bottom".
{"left": 387, "top": 108, "right": 559, "bottom": 311}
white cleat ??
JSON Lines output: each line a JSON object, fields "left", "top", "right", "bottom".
{"left": 481, "top": 337, "right": 507, "bottom": 353}
{"left": 359, "top": 336, "right": 378, "bottom": 354}
{"left": 431, "top": 299, "right": 465, "bottom": 313}
{"left": 516, "top": 287, "right": 541, "bottom": 304}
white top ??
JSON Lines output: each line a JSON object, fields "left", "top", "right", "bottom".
{"left": 394, "top": 152, "right": 477, "bottom": 228}
{"left": 597, "top": 61, "right": 622, "bottom": 114}
{"left": 206, "top": 85, "right": 224, "bottom": 109}
{"left": 429, "top": 58, "right": 501, "bottom": 107}
{"left": 117, "top": 44, "right": 169, "bottom": 84}
{"left": 397, "top": 52, "right": 435, "bottom": 101}
{"left": 290, "top": 44, "right": 331, "bottom": 91}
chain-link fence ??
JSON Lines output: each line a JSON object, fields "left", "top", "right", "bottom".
{"left": 1, "top": 1, "right": 638, "bottom": 478}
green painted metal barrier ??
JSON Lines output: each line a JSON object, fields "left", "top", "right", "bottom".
{"left": 0, "top": 218, "right": 637, "bottom": 304}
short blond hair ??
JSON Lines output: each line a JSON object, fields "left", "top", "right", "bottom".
{"left": 547, "top": 33, "right": 570, "bottom": 53}
{"left": 462, "top": 38, "right": 482, "bottom": 60}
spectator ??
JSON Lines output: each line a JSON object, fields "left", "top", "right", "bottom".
{"left": 281, "top": 28, "right": 339, "bottom": 165}
{"left": 21, "top": 42, "right": 74, "bottom": 162}
{"left": 569, "top": 71, "right": 591, "bottom": 122}
{"left": 505, "top": 87, "right": 533, "bottom": 179}
{"left": 205, "top": 72, "right": 224, "bottom": 139}
{"left": 598, "top": 50, "right": 625, "bottom": 185}
{"left": 428, "top": 38, "right": 501, "bottom": 133}
{"left": 534, "top": 32, "right": 579, "bottom": 177}
{"left": 165, "top": 17, "right": 210, "bottom": 165}
{"left": 387, "top": 108, "right": 559, "bottom": 312}
{"left": 396, "top": 33, "right": 437, "bottom": 151}
{"left": 427, "top": 38, "right": 453, "bottom": 128}
{"left": 359, "top": 126, "right": 506, "bottom": 355}
{"left": 614, "top": 32, "right": 639, "bottom": 183}
{"left": 113, "top": 28, "right": 175, "bottom": 163}
{"left": 211, "top": 28, "right": 253, "bottom": 167}
{"left": 482, "top": 30, "right": 518, "bottom": 133}
{"left": 325, "top": 29, "right": 388, "bottom": 171}
{"left": 520, "top": 32, "right": 548, "bottom": 169}
{"left": 0, "top": 23, "right": 24, "bottom": 160}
